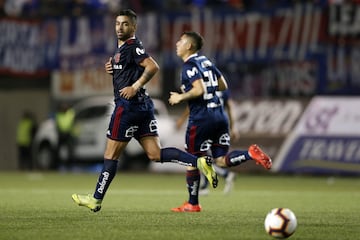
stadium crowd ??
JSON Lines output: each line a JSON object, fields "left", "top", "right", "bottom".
{"left": 2, "top": 0, "right": 242, "bottom": 17}
{"left": 1, "top": 0, "right": 351, "bottom": 18}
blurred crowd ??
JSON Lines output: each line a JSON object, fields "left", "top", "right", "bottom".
{"left": 2, "top": 0, "right": 242, "bottom": 17}
{"left": 2, "top": 0, "right": 357, "bottom": 18}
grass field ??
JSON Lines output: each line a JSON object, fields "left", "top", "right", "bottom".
{"left": 0, "top": 171, "right": 359, "bottom": 240}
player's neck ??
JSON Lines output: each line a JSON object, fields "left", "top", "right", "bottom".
{"left": 183, "top": 52, "right": 198, "bottom": 62}
{"left": 118, "top": 35, "right": 136, "bottom": 47}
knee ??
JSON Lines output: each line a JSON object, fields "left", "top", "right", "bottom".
{"left": 214, "top": 157, "right": 226, "bottom": 167}
{"left": 147, "top": 151, "right": 161, "bottom": 162}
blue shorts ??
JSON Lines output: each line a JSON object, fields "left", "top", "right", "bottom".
{"left": 107, "top": 99, "right": 158, "bottom": 141}
{"left": 185, "top": 117, "right": 230, "bottom": 158}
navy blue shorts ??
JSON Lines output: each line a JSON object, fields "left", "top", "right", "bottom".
{"left": 106, "top": 99, "right": 158, "bottom": 142}
{"left": 185, "top": 117, "right": 230, "bottom": 158}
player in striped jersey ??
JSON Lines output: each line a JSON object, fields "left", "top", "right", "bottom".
{"left": 71, "top": 10, "right": 217, "bottom": 212}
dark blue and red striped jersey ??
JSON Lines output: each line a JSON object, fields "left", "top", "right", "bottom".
{"left": 111, "top": 37, "right": 149, "bottom": 102}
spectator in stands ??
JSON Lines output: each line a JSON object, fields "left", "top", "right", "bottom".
{"left": 16, "top": 110, "right": 37, "bottom": 170}
{"left": 55, "top": 102, "right": 75, "bottom": 167}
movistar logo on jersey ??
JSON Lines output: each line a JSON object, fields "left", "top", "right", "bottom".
{"left": 136, "top": 47, "right": 145, "bottom": 55}
{"left": 186, "top": 67, "right": 198, "bottom": 78}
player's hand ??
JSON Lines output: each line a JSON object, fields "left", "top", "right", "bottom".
{"left": 105, "top": 57, "right": 113, "bottom": 74}
{"left": 168, "top": 92, "right": 182, "bottom": 105}
{"left": 119, "top": 86, "right": 137, "bottom": 100}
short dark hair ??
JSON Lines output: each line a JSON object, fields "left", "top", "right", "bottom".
{"left": 118, "top": 9, "right": 137, "bottom": 24}
{"left": 182, "top": 31, "right": 204, "bottom": 51}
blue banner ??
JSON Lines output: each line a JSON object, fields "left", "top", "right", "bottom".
{"left": 274, "top": 96, "right": 360, "bottom": 175}
{"left": 1, "top": 3, "right": 359, "bottom": 95}
{"left": 0, "top": 18, "right": 50, "bottom": 76}
{"left": 278, "top": 136, "right": 360, "bottom": 175}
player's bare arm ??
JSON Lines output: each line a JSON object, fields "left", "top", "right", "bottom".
{"left": 169, "top": 78, "right": 204, "bottom": 105}
{"left": 218, "top": 75, "right": 228, "bottom": 91}
{"left": 119, "top": 57, "right": 159, "bottom": 99}
{"left": 226, "top": 98, "right": 240, "bottom": 141}
{"left": 133, "top": 57, "right": 159, "bottom": 90}
{"left": 176, "top": 107, "right": 190, "bottom": 130}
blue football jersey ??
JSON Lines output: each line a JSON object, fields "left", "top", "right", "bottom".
{"left": 111, "top": 37, "right": 149, "bottom": 103}
{"left": 180, "top": 54, "right": 225, "bottom": 121}
{"left": 216, "top": 89, "right": 230, "bottom": 106}
{"left": 106, "top": 37, "right": 158, "bottom": 141}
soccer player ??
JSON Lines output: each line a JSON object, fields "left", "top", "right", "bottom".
{"left": 168, "top": 31, "right": 272, "bottom": 212}
{"left": 71, "top": 10, "right": 217, "bottom": 212}
{"left": 175, "top": 89, "right": 238, "bottom": 195}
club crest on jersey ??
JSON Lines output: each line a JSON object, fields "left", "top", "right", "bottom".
{"left": 136, "top": 47, "right": 145, "bottom": 55}
{"left": 186, "top": 67, "right": 198, "bottom": 78}
{"left": 114, "top": 53, "right": 121, "bottom": 63}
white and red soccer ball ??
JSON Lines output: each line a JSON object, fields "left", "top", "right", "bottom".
{"left": 264, "top": 208, "right": 297, "bottom": 238}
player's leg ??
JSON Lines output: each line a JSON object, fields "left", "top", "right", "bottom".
{"left": 199, "top": 171, "right": 236, "bottom": 196}
{"left": 140, "top": 135, "right": 196, "bottom": 166}
{"left": 72, "top": 139, "right": 128, "bottom": 212}
{"left": 172, "top": 122, "right": 219, "bottom": 212}
{"left": 214, "top": 144, "right": 272, "bottom": 170}
{"left": 210, "top": 120, "right": 271, "bottom": 170}
{"left": 72, "top": 102, "right": 130, "bottom": 212}
{"left": 137, "top": 136, "right": 201, "bottom": 211}
{"left": 199, "top": 165, "right": 235, "bottom": 195}
{"left": 171, "top": 166, "right": 202, "bottom": 212}
{"left": 137, "top": 110, "right": 217, "bottom": 187}
{"left": 137, "top": 110, "right": 198, "bottom": 167}
{"left": 139, "top": 136, "right": 217, "bottom": 188}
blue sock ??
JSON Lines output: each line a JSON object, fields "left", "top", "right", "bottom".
{"left": 93, "top": 159, "right": 118, "bottom": 200}
{"left": 160, "top": 147, "right": 198, "bottom": 167}
{"left": 186, "top": 169, "right": 200, "bottom": 205}
{"left": 225, "top": 150, "right": 250, "bottom": 167}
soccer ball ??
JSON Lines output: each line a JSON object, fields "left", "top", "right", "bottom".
{"left": 264, "top": 208, "right": 297, "bottom": 238}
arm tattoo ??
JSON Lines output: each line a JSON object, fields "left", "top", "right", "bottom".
{"left": 140, "top": 71, "right": 155, "bottom": 85}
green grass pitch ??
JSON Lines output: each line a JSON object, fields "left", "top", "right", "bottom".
{"left": 0, "top": 171, "right": 359, "bottom": 240}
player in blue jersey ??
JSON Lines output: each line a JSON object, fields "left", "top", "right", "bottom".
{"left": 71, "top": 10, "right": 217, "bottom": 212}
{"left": 176, "top": 89, "right": 238, "bottom": 195}
{"left": 169, "top": 31, "right": 272, "bottom": 212}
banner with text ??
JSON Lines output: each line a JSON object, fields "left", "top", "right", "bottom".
{"left": 274, "top": 97, "right": 360, "bottom": 175}
{"left": 1, "top": 3, "right": 359, "bottom": 97}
